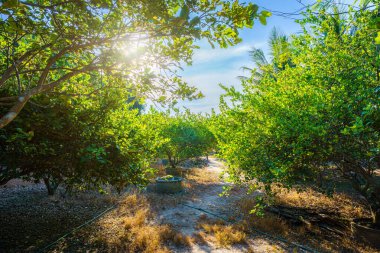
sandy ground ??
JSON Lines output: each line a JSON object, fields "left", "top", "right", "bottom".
{"left": 158, "top": 158, "right": 291, "bottom": 253}
{"left": 0, "top": 181, "right": 115, "bottom": 252}
{"left": 157, "top": 159, "right": 231, "bottom": 236}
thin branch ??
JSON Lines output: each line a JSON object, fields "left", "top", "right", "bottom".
{"left": 0, "top": 43, "right": 53, "bottom": 88}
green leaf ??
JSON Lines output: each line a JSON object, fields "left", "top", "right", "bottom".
{"left": 261, "top": 10, "right": 272, "bottom": 17}
{"left": 375, "top": 31, "right": 380, "bottom": 44}
{"left": 259, "top": 16, "right": 267, "bottom": 25}
{"left": 259, "top": 10, "right": 271, "bottom": 25}
{"left": 1, "top": 0, "right": 19, "bottom": 8}
{"left": 189, "top": 16, "right": 200, "bottom": 26}
{"left": 179, "top": 5, "right": 189, "bottom": 20}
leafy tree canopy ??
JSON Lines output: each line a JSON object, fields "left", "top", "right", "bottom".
{"left": 158, "top": 110, "right": 215, "bottom": 168}
{"left": 0, "top": 88, "right": 165, "bottom": 193}
{"left": 0, "top": 0, "right": 270, "bottom": 128}
{"left": 214, "top": 2, "right": 380, "bottom": 223}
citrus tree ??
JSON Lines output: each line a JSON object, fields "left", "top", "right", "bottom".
{"left": 215, "top": 4, "right": 380, "bottom": 225}
{"left": 158, "top": 112, "right": 215, "bottom": 168}
{"left": 0, "top": 87, "right": 165, "bottom": 194}
{"left": 0, "top": 0, "right": 270, "bottom": 128}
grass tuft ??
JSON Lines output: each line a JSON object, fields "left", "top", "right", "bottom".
{"left": 273, "top": 186, "right": 367, "bottom": 219}
{"left": 196, "top": 215, "right": 247, "bottom": 247}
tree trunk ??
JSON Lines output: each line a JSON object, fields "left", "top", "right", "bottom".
{"left": 373, "top": 209, "right": 380, "bottom": 227}
{"left": 170, "top": 159, "right": 176, "bottom": 168}
{"left": 0, "top": 64, "right": 102, "bottom": 129}
{"left": 366, "top": 185, "right": 380, "bottom": 227}
{"left": 340, "top": 161, "right": 380, "bottom": 227}
{"left": 43, "top": 177, "right": 60, "bottom": 196}
{"left": 167, "top": 153, "right": 176, "bottom": 168}
{"left": 267, "top": 205, "right": 348, "bottom": 235}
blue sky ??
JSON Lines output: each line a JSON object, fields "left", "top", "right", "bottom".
{"left": 176, "top": 0, "right": 343, "bottom": 113}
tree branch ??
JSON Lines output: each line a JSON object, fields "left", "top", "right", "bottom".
{"left": 0, "top": 64, "right": 104, "bottom": 129}
{"left": 0, "top": 43, "right": 52, "bottom": 88}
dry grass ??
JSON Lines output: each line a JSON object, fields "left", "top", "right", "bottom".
{"left": 214, "top": 225, "right": 247, "bottom": 247}
{"left": 183, "top": 167, "right": 222, "bottom": 198}
{"left": 128, "top": 224, "right": 173, "bottom": 252}
{"left": 146, "top": 192, "right": 184, "bottom": 210}
{"left": 67, "top": 192, "right": 191, "bottom": 253}
{"left": 196, "top": 214, "right": 247, "bottom": 247}
{"left": 247, "top": 214, "right": 293, "bottom": 237}
{"left": 192, "top": 231, "right": 208, "bottom": 245}
{"left": 171, "top": 231, "right": 193, "bottom": 247}
{"left": 272, "top": 186, "right": 368, "bottom": 219}
{"left": 237, "top": 197, "right": 296, "bottom": 238}
{"left": 187, "top": 168, "right": 220, "bottom": 184}
{"left": 236, "top": 190, "right": 377, "bottom": 253}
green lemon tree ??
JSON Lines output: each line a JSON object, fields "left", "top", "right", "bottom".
{"left": 215, "top": 4, "right": 380, "bottom": 225}
{"left": 158, "top": 111, "right": 215, "bottom": 169}
{"left": 0, "top": 86, "right": 165, "bottom": 194}
{"left": 0, "top": 0, "right": 270, "bottom": 128}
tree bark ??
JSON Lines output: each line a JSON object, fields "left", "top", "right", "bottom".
{"left": 43, "top": 177, "right": 60, "bottom": 196}
{"left": 267, "top": 205, "right": 348, "bottom": 235}
{"left": 373, "top": 208, "right": 380, "bottom": 227}
{"left": 167, "top": 152, "right": 175, "bottom": 168}
{"left": 0, "top": 95, "right": 31, "bottom": 128}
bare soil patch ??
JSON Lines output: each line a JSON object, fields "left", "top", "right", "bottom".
{"left": 0, "top": 182, "right": 116, "bottom": 252}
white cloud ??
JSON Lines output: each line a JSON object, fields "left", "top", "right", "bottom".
{"left": 191, "top": 40, "right": 265, "bottom": 65}
{"left": 173, "top": 38, "right": 266, "bottom": 113}
{"left": 184, "top": 70, "right": 242, "bottom": 91}
{"left": 177, "top": 68, "right": 247, "bottom": 113}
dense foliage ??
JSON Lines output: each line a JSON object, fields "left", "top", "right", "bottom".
{"left": 0, "top": 90, "right": 164, "bottom": 193}
{"left": 158, "top": 112, "right": 215, "bottom": 168}
{"left": 0, "top": 0, "right": 270, "bottom": 128}
{"left": 214, "top": 3, "right": 380, "bottom": 224}
{"left": 0, "top": 0, "right": 263, "bottom": 193}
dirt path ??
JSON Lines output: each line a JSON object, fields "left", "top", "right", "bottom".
{"left": 157, "top": 158, "right": 289, "bottom": 253}
{"left": 157, "top": 158, "right": 231, "bottom": 235}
